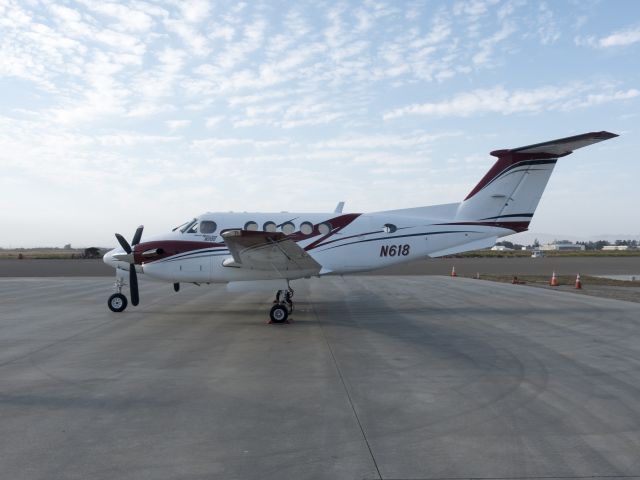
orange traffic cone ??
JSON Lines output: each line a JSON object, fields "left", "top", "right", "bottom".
{"left": 575, "top": 273, "right": 582, "bottom": 289}
{"left": 550, "top": 271, "right": 559, "bottom": 287}
{"left": 451, "top": 266, "right": 457, "bottom": 277}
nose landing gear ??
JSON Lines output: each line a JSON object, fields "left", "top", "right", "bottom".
{"left": 270, "top": 287, "right": 294, "bottom": 323}
{"left": 108, "top": 293, "right": 128, "bottom": 312}
{"left": 108, "top": 276, "right": 128, "bottom": 312}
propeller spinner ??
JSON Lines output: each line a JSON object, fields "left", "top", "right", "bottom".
{"left": 114, "top": 225, "right": 144, "bottom": 306}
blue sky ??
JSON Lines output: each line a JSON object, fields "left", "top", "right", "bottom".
{"left": 1, "top": 0, "right": 638, "bottom": 247}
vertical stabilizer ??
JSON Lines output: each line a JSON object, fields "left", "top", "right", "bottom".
{"left": 455, "top": 131, "right": 617, "bottom": 232}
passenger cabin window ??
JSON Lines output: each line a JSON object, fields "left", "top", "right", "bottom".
{"left": 200, "top": 221, "right": 217, "bottom": 234}
{"left": 300, "top": 222, "right": 313, "bottom": 235}
{"left": 244, "top": 221, "right": 258, "bottom": 231}
{"left": 263, "top": 221, "right": 276, "bottom": 232}
{"left": 281, "top": 222, "right": 295, "bottom": 235}
{"left": 318, "top": 222, "right": 331, "bottom": 235}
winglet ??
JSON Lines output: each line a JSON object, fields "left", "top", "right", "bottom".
{"left": 334, "top": 201, "right": 345, "bottom": 214}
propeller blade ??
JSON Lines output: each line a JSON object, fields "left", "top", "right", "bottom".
{"left": 130, "top": 265, "right": 139, "bottom": 306}
{"left": 132, "top": 225, "right": 144, "bottom": 246}
{"left": 115, "top": 233, "right": 132, "bottom": 254}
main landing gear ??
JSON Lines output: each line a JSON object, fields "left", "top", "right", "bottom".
{"left": 270, "top": 287, "right": 294, "bottom": 323}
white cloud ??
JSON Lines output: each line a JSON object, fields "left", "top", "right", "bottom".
{"left": 164, "top": 18, "right": 209, "bottom": 56}
{"left": 227, "top": 91, "right": 290, "bottom": 107}
{"left": 453, "top": 0, "right": 496, "bottom": 19}
{"left": 576, "top": 25, "right": 640, "bottom": 48}
{"left": 385, "top": 85, "right": 566, "bottom": 118}
{"left": 205, "top": 116, "right": 225, "bottom": 128}
{"left": 78, "top": 1, "right": 155, "bottom": 32}
{"left": 127, "top": 103, "right": 176, "bottom": 117}
{"left": 49, "top": 4, "right": 83, "bottom": 24}
{"left": 536, "top": 3, "right": 560, "bottom": 45}
{"left": 599, "top": 26, "right": 640, "bottom": 47}
{"left": 191, "top": 137, "right": 288, "bottom": 151}
{"left": 315, "top": 132, "right": 460, "bottom": 149}
{"left": 560, "top": 89, "right": 640, "bottom": 110}
{"left": 166, "top": 119, "right": 191, "bottom": 130}
{"left": 179, "top": 0, "right": 211, "bottom": 24}
{"left": 384, "top": 84, "right": 639, "bottom": 119}
{"left": 472, "top": 22, "right": 516, "bottom": 66}
{"left": 95, "top": 134, "right": 182, "bottom": 146}
{"left": 213, "top": 18, "right": 267, "bottom": 70}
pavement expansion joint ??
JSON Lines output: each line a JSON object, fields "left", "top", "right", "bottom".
{"left": 313, "top": 303, "right": 383, "bottom": 480}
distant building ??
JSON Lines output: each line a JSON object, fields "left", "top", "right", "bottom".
{"left": 602, "top": 245, "right": 630, "bottom": 251}
{"left": 540, "top": 242, "right": 585, "bottom": 251}
{"left": 491, "top": 245, "right": 513, "bottom": 251}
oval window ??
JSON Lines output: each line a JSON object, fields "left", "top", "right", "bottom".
{"left": 300, "top": 221, "right": 313, "bottom": 235}
{"left": 244, "top": 221, "right": 258, "bottom": 231}
{"left": 200, "top": 220, "right": 217, "bottom": 234}
{"left": 318, "top": 222, "right": 331, "bottom": 235}
{"left": 281, "top": 222, "right": 295, "bottom": 235}
{"left": 383, "top": 223, "right": 397, "bottom": 234}
{"left": 263, "top": 221, "right": 277, "bottom": 232}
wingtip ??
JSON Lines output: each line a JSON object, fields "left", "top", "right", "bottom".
{"left": 595, "top": 131, "right": 619, "bottom": 139}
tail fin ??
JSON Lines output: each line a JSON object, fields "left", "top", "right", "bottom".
{"left": 455, "top": 131, "right": 617, "bottom": 232}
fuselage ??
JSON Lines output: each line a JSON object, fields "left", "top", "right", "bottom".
{"left": 104, "top": 210, "right": 513, "bottom": 283}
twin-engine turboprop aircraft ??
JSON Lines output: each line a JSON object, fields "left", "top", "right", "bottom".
{"left": 104, "top": 131, "right": 617, "bottom": 322}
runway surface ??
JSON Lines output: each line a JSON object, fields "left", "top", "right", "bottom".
{"left": 2, "top": 276, "right": 640, "bottom": 479}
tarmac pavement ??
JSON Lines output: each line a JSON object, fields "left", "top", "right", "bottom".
{"left": 1, "top": 275, "right": 640, "bottom": 479}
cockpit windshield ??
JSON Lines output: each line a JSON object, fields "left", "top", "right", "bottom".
{"left": 172, "top": 220, "right": 191, "bottom": 232}
{"left": 177, "top": 218, "right": 197, "bottom": 233}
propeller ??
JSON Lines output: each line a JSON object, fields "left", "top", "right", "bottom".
{"left": 114, "top": 225, "right": 144, "bottom": 307}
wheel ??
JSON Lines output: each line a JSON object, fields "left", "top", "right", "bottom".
{"left": 108, "top": 293, "right": 128, "bottom": 313}
{"left": 269, "top": 304, "right": 288, "bottom": 323}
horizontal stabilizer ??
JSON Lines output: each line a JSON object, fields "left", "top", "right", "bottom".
{"left": 490, "top": 131, "right": 618, "bottom": 159}
{"left": 428, "top": 236, "right": 498, "bottom": 258}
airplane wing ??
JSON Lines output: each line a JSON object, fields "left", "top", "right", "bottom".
{"left": 221, "top": 230, "right": 321, "bottom": 275}
{"left": 490, "top": 131, "right": 618, "bottom": 158}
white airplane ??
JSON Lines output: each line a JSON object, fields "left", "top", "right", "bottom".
{"left": 104, "top": 131, "right": 617, "bottom": 322}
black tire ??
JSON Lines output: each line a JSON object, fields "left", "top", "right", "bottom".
{"left": 108, "top": 293, "right": 128, "bottom": 313}
{"left": 269, "top": 304, "right": 288, "bottom": 323}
